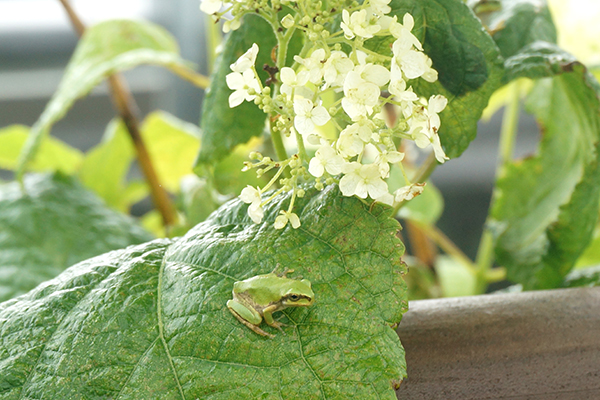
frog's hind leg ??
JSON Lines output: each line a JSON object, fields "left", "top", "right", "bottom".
{"left": 227, "top": 307, "right": 274, "bottom": 338}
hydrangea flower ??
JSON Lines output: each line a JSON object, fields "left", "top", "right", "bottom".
{"left": 240, "top": 186, "right": 264, "bottom": 223}
{"left": 293, "top": 98, "right": 331, "bottom": 135}
{"left": 308, "top": 144, "right": 345, "bottom": 177}
{"left": 200, "top": 0, "right": 222, "bottom": 15}
{"left": 339, "top": 162, "right": 389, "bottom": 199}
{"left": 394, "top": 183, "right": 426, "bottom": 201}
{"left": 226, "top": 70, "right": 261, "bottom": 107}
{"left": 230, "top": 43, "right": 259, "bottom": 73}
{"left": 341, "top": 9, "right": 381, "bottom": 39}
{"left": 274, "top": 211, "right": 301, "bottom": 229}
{"left": 280, "top": 67, "right": 310, "bottom": 97}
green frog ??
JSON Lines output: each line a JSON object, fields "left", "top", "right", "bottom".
{"left": 227, "top": 268, "right": 314, "bottom": 338}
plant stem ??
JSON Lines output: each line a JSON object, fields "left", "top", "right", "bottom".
{"left": 497, "top": 82, "right": 521, "bottom": 177}
{"left": 474, "top": 81, "right": 521, "bottom": 291}
{"left": 415, "top": 221, "right": 478, "bottom": 275}
{"left": 58, "top": 0, "right": 177, "bottom": 228}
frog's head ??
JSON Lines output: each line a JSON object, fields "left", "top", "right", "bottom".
{"left": 281, "top": 278, "right": 314, "bottom": 307}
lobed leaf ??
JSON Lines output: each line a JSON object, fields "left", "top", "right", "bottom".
{"left": 0, "top": 186, "right": 407, "bottom": 399}
{"left": 80, "top": 111, "right": 200, "bottom": 211}
{"left": 487, "top": 0, "right": 557, "bottom": 59}
{"left": 0, "top": 173, "right": 153, "bottom": 302}
{"left": 79, "top": 120, "right": 135, "bottom": 211}
{"left": 17, "top": 19, "right": 196, "bottom": 179}
{"left": 386, "top": 0, "right": 505, "bottom": 159}
{"left": 490, "top": 55, "right": 600, "bottom": 289}
{"left": 0, "top": 125, "right": 82, "bottom": 175}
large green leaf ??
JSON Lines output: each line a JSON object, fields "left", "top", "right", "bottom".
{"left": 0, "top": 186, "right": 407, "bottom": 399}
{"left": 490, "top": 54, "right": 600, "bottom": 289}
{"left": 0, "top": 173, "right": 153, "bottom": 302}
{"left": 487, "top": 0, "right": 557, "bottom": 59}
{"left": 196, "top": 15, "right": 303, "bottom": 168}
{"left": 17, "top": 19, "right": 196, "bottom": 179}
{"left": 196, "top": 15, "right": 275, "bottom": 168}
{"left": 384, "top": 0, "right": 504, "bottom": 158}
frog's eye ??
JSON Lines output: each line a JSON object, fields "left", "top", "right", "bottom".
{"left": 289, "top": 294, "right": 300, "bottom": 301}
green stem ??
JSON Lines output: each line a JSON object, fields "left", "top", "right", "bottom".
{"left": 497, "top": 82, "right": 521, "bottom": 177}
{"left": 270, "top": 123, "right": 289, "bottom": 162}
{"left": 295, "top": 128, "right": 307, "bottom": 161}
{"left": 474, "top": 81, "right": 521, "bottom": 292}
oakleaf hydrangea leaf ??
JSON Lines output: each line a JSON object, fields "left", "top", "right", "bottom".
{"left": 487, "top": 0, "right": 557, "bottom": 59}
{"left": 0, "top": 186, "right": 407, "bottom": 399}
{"left": 0, "top": 173, "right": 153, "bottom": 302}
{"left": 17, "top": 19, "right": 196, "bottom": 179}
{"left": 490, "top": 57, "right": 600, "bottom": 289}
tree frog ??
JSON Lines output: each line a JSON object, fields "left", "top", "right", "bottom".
{"left": 227, "top": 268, "right": 314, "bottom": 338}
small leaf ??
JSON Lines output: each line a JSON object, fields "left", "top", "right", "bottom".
{"left": 563, "top": 265, "right": 600, "bottom": 288}
{"left": 386, "top": 0, "right": 505, "bottom": 158}
{"left": 79, "top": 120, "right": 135, "bottom": 211}
{"left": 0, "top": 125, "right": 82, "bottom": 174}
{"left": 141, "top": 111, "right": 201, "bottom": 193}
{"left": 490, "top": 57, "right": 600, "bottom": 289}
{"left": 17, "top": 19, "right": 196, "bottom": 178}
{"left": 435, "top": 256, "right": 477, "bottom": 297}
{"left": 0, "top": 186, "right": 407, "bottom": 399}
{"left": 487, "top": 0, "right": 557, "bottom": 59}
{"left": 0, "top": 173, "right": 153, "bottom": 302}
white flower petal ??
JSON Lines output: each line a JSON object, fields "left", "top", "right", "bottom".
{"left": 311, "top": 106, "right": 331, "bottom": 126}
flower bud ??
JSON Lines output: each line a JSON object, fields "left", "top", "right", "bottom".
{"left": 281, "top": 14, "right": 295, "bottom": 29}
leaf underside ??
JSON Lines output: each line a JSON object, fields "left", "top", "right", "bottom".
{"left": 0, "top": 186, "right": 407, "bottom": 399}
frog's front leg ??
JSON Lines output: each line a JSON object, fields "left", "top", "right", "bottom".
{"left": 227, "top": 299, "right": 274, "bottom": 338}
{"left": 262, "top": 305, "right": 287, "bottom": 334}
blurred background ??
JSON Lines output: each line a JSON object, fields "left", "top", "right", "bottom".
{"left": 0, "top": 0, "right": 599, "bottom": 261}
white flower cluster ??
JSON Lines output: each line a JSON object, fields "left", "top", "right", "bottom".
{"left": 201, "top": 0, "right": 449, "bottom": 229}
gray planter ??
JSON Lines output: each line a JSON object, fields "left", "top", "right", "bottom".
{"left": 396, "top": 287, "right": 600, "bottom": 399}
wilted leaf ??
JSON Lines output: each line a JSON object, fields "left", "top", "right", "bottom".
{"left": 0, "top": 186, "right": 407, "bottom": 399}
